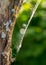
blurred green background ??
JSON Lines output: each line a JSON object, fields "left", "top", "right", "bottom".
{"left": 11, "top": 0, "right": 46, "bottom": 65}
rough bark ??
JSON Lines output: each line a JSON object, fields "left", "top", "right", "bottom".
{"left": 0, "top": 0, "right": 23, "bottom": 65}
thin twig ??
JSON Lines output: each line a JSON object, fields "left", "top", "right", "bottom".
{"left": 17, "top": 0, "right": 41, "bottom": 53}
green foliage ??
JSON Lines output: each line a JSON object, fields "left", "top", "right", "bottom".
{"left": 11, "top": 0, "right": 46, "bottom": 65}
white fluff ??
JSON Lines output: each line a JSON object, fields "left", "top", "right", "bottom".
{"left": 6, "top": 26, "right": 10, "bottom": 31}
{"left": 1, "top": 32, "right": 6, "bottom": 38}
{"left": 11, "top": 9, "right": 15, "bottom": 13}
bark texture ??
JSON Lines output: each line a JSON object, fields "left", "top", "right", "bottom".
{"left": 0, "top": 0, "right": 23, "bottom": 65}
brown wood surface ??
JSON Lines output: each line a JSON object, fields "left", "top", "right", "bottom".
{"left": 0, "top": 0, "right": 23, "bottom": 65}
